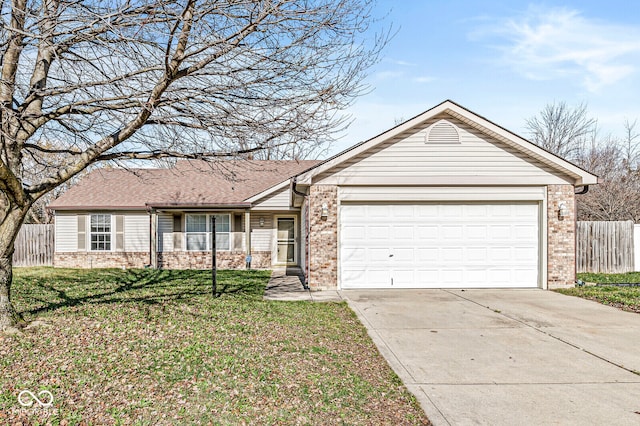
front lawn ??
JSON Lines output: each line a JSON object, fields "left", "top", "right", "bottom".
{"left": 1, "top": 268, "right": 428, "bottom": 425}
{"left": 555, "top": 272, "right": 640, "bottom": 314}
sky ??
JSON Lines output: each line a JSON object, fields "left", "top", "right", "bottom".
{"left": 331, "top": 0, "right": 640, "bottom": 155}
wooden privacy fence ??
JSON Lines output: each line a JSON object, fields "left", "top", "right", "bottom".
{"left": 576, "top": 221, "right": 634, "bottom": 273}
{"left": 13, "top": 224, "right": 54, "bottom": 267}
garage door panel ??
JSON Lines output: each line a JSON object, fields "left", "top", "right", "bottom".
{"left": 392, "top": 269, "right": 415, "bottom": 286}
{"left": 340, "top": 202, "right": 540, "bottom": 289}
{"left": 393, "top": 226, "right": 414, "bottom": 239}
{"left": 417, "top": 226, "right": 438, "bottom": 239}
{"left": 342, "top": 268, "right": 392, "bottom": 287}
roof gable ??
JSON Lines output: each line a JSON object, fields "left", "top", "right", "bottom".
{"left": 297, "top": 100, "right": 598, "bottom": 186}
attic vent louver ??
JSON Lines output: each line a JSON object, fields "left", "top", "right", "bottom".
{"left": 426, "top": 120, "right": 460, "bottom": 144}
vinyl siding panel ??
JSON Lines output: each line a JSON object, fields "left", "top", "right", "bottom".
{"left": 252, "top": 187, "right": 292, "bottom": 210}
{"left": 317, "top": 115, "right": 573, "bottom": 185}
{"left": 339, "top": 186, "right": 546, "bottom": 202}
{"left": 158, "top": 214, "right": 173, "bottom": 252}
{"left": 124, "top": 214, "right": 150, "bottom": 251}
{"left": 250, "top": 214, "right": 273, "bottom": 252}
{"left": 55, "top": 213, "right": 78, "bottom": 252}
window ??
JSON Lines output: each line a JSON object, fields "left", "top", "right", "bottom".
{"left": 90, "top": 214, "right": 111, "bottom": 251}
{"left": 185, "top": 214, "right": 230, "bottom": 251}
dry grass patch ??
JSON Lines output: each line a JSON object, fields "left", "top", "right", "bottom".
{"left": 1, "top": 268, "right": 429, "bottom": 425}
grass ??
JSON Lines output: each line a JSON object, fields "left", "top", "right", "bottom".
{"left": 1, "top": 268, "right": 429, "bottom": 425}
{"left": 576, "top": 271, "right": 640, "bottom": 284}
{"left": 555, "top": 272, "right": 640, "bottom": 314}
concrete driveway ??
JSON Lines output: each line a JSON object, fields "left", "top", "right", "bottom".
{"left": 343, "top": 289, "right": 640, "bottom": 425}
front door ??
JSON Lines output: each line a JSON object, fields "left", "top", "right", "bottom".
{"left": 276, "top": 217, "right": 296, "bottom": 264}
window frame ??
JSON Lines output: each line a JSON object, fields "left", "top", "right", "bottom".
{"left": 185, "top": 213, "right": 231, "bottom": 251}
{"left": 89, "top": 213, "right": 113, "bottom": 252}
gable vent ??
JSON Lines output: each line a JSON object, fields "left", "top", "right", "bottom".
{"left": 426, "top": 120, "right": 460, "bottom": 144}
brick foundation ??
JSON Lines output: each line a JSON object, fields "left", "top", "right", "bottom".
{"left": 54, "top": 252, "right": 149, "bottom": 269}
{"left": 157, "top": 251, "right": 271, "bottom": 270}
{"left": 307, "top": 185, "right": 338, "bottom": 290}
{"left": 547, "top": 184, "right": 576, "bottom": 288}
{"left": 54, "top": 250, "right": 271, "bottom": 270}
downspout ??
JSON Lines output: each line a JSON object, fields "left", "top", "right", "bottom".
{"left": 146, "top": 206, "right": 152, "bottom": 268}
{"left": 291, "top": 176, "right": 310, "bottom": 289}
{"left": 575, "top": 186, "right": 589, "bottom": 195}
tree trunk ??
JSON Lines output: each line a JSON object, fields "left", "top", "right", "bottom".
{"left": 0, "top": 251, "right": 21, "bottom": 329}
{"left": 0, "top": 206, "right": 27, "bottom": 329}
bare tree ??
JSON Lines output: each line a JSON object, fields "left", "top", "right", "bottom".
{"left": 526, "top": 101, "right": 640, "bottom": 222}
{"left": 576, "top": 133, "right": 640, "bottom": 222}
{"left": 0, "top": 0, "right": 387, "bottom": 329}
{"left": 525, "top": 101, "right": 597, "bottom": 160}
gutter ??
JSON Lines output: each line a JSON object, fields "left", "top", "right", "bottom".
{"left": 145, "top": 203, "right": 251, "bottom": 210}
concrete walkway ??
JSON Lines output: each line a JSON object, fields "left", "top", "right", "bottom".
{"left": 263, "top": 268, "right": 342, "bottom": 302}
{"left": 343, "top": 289, "right": 640, "bottom": 425}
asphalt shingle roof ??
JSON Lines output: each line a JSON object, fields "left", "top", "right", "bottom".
{"left": 48, "top": 160, "right": 320, "bottom": 210}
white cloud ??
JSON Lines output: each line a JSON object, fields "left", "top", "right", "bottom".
{"left": 413, "top": 76, "right": 435, "bottom": 84}
{"left": 374, "top": 70, "right": 405, "bottom": 81}
{"left": 383, "top": 58, "right": 417, "bottom": 67}
{"left": 475, "top": 7, "right": 640, "bottom": 92}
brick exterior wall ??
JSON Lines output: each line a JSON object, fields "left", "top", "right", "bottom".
{"left": 307, "top": 185, "right": 338, "bottom": 290}
{"left": 158, "top": 250, "right": 271, "bottom": 270}
{"left": 55, "top": 251, "right": 271, "bottom": 270}
{"left": 547, "top": 184, "right": 576, "bottom": 288}
{"left": 54, "top": 252, "right": 149, "bottom": 269}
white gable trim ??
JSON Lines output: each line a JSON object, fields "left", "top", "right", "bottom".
{"left": 245, "top": 180, "right": 290, "bottom": 204}
{"left": 297, "top": 100, "right": 598, "bottom": 186}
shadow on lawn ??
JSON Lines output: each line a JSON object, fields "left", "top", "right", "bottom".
{"left": 18, "top": 268, "right": 267, "bottom": 316}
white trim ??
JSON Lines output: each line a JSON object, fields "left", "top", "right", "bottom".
{"left": 297, "top": 100, "right": 598, "bottom": 186}
{"left": 88, "top": 213, "right": 114, "bottom": 252}
{"left": 245, "top": 180, "right": 290, "bottom": 203}
{"left": 540, "top": 196, "right": 548, "bottom": 290}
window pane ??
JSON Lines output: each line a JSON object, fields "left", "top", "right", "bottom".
{"left": 186, "top": 214, "right": 207, "bottom": 232}
{"left": 277, "top": 218, "right": 295, "bottom": 240}
{"left": 91, "top": 214, "right": 111, "bottom": 233}
{"left": 186, "top": 233, "right": 207, "bottom": 251}
{"left": 213, "top": 214, "right": 230, "bottom": 232}
{"left": 91, "top": 233, "right": 111, "bottom": 251}
{"left": 216, "top": 233, "right": 229, "bottom": 250}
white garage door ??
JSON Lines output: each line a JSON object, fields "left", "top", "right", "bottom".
{"left": 340, "top": 203, "right": 540, "bottom": 289}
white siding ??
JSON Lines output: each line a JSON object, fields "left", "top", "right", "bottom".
{"left": 339, "top": 186, "right": 546, "bottom": 202}
{"left": 251, "top": 214, "right": 273, "bottom": 251}
{"left": 252, "top": 187, "right": 292, "bottom": 210}
{"left": 55, "top": 213, "right": 77, "bottom": 252}
{"left": 158, "top": 214, "right": 173, "bottom": 252}
{"left": 317, "top": 116, "right": 572, "bottom": 185}
{"left": 124, "top": 214, "right": 150, "bottom": 251}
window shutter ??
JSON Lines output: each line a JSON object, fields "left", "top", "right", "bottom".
{"left": 77, "top": 215, "right": 86, "bottom": 251}
{"left": 115, "top": 215, "right": 124, "bottom": 251}
{"left": 173, "top": 214, "right": 183, "bottom": 250}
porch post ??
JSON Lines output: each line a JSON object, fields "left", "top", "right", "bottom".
{"left": 244, "top": 210, "right": 251, "bottom": 256}
{"left": 150, "top": 209, "right": 158, "bottom": 269}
